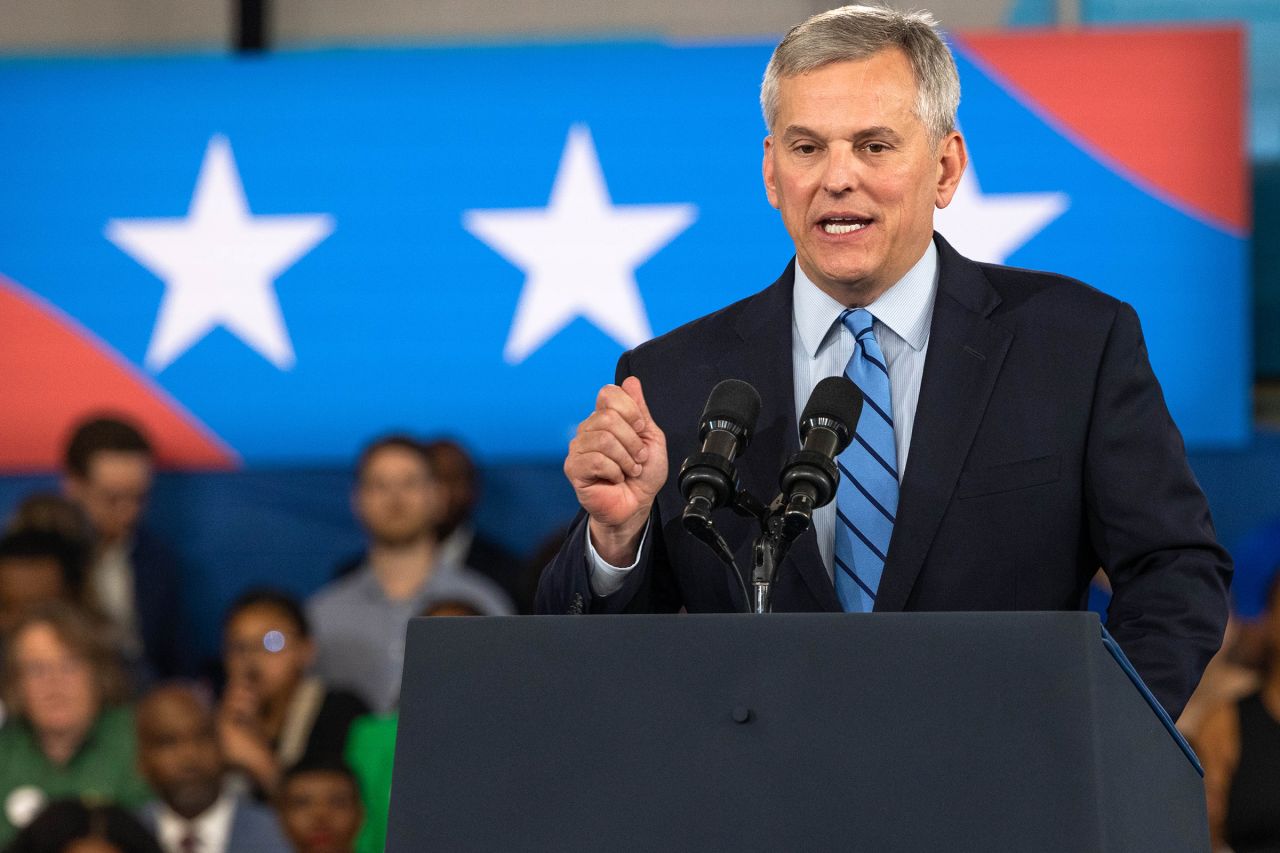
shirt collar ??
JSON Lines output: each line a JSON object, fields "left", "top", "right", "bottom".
{"left": 156, "top": 788, "right": 237, "bottom": 851}
{"left": 792, "top": 239, "right": 939, "bottom": 357}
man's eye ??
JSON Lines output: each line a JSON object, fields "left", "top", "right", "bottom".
{"left": 864, "top": 142, "right": 890, "bottom": 154}
{"left": 794, "top": 144, "right": 817, "bottom": 155}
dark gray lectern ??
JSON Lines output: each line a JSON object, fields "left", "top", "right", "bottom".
{"left": 388, "top": 613, "right": 1207, "bottom": 852}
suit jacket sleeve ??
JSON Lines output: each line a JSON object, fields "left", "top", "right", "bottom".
{"left": 535, "top": 351, "right": 685, "bottom": 615}
{"left": 1086, "top": 302, "right": 1231, "bottom": 720}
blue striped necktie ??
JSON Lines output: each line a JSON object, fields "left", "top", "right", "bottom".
{"left": 834, "top": 308, "right": 899, "bottom": 613}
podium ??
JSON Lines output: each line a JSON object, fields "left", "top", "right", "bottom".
{"left": 387, "top": 613, "right": 1207, "bottom": 851}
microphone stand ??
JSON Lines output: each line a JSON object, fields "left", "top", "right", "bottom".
{"left": 744, "top": 493, "right": 805, "bottom": 614}
{"left": 683, "top": 468, "right": 816, "bottom": 615}
{"left": 692, "top": 487, "right": 807, "bottom": 615}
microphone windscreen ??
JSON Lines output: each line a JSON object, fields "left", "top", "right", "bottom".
{"left": 700, "top": 379, "right": 762, "bottom": 431}
{"left": 801, "top": 375, "right": 863, "bottom": 433}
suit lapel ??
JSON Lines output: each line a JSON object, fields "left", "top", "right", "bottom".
{"left": 719, "top": 262, "right": 842, "bottom": 612}
{"left": 874, "top": 235, "right": 1013, "bottom": 612}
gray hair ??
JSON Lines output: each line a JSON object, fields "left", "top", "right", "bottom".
{"left": 760, "top": 4, "right": 961, "bottom": 145}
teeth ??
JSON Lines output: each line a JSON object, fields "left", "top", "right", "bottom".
{"left": 823, "top": 221, "right": 867, "bottom": 235}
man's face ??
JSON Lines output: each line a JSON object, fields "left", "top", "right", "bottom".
{"left": 762, "top": 49, "right": 966, "bottom": 305}
{"left": 0, "top": 558, "right": 68, "bottom": 634}
{"left": 353, "top": 447, "right": 441, "bottom": 547}
{"left": 278, "top": 770, "right": 364, "bottom": 853}
{"left": 136, "top": 690, "right": 224, "bottom": 819}
{"left": 65, "top": 451, "right": 153, "bottom": 545}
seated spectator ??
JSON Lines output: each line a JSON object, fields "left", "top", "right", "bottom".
{"left": 275, "top": 759, "right": 363, "bottom": 853}
{"left": 307, "top": 435, "right": 512, "bottom": 712}
{"left": 0, "top": 530, "right": 86, "bottom": 637}
{"left": 136, "top": 685, "right": 288, "bottom": 853}
{"left": 217, "top": 590, "right": 367, "bottom": 799}
{"left": 343, "top": 588, "right": 509, "bottom": 853}
{"left": 423, "top": 438, "right": 526, "bottom": 611}
{"left": 0, "top": 604, "right": 151, "bottom": 846}
{"left": 1197, "top": 570, "right": 1280, "bottom": 852}
{"left": 61, "top": 416, "right": 186, "bottom": 681}
{"left": 4, "top": 799, "right": 164, "bottom": 853}
{"left": 5, "top": 493, "right": 94, "bottom": 555}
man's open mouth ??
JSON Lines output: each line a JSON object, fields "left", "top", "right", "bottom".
{"left": 820, "top": 217, "right": 872, "bottom": 235}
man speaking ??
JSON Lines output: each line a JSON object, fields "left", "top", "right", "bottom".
{"left": 535, "top": 4, "right": 1231, "bottom": 720}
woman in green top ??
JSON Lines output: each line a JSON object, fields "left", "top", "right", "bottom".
{"left": 0, "top": 603, "right": 152, "bottom": 845}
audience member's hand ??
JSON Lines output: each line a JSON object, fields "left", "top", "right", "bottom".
{"left": 216, "top": 679, "right": 279, "bottom": 794}
{"left": 564, "top": 377, "right": 667, "bottom": 566}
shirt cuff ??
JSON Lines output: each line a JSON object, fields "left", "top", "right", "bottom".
{"left": 585, "top": 519, "right": 650, "bottom": 597}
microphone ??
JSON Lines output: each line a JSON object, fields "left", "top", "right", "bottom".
{"left": 678, "top": 379, "right": 762, "bottom": 531}
{"left": 779, "top": 375, "right": 863, "bottom": 541}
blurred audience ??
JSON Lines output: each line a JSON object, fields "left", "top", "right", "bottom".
{"left": 0, "top": 605, "right": 150, "bottom": 845}
{"left": 1197, "top": 571, "right": 1280, "bottom": 853}
{"left": 307, "top": 435, "right": 511, "bottom": 712}
{"left": 4, "top": 494, "right": 94, "bottom": 553}
{"left": 217, "top": 590, "right": 367, "bottom": 799}
{"left": 275, "top": 759, "right": 363, "bottom": 853}
{"left": 342, "top": 589, "right": 507, "bottom": 853}
{"left": 4, "top": 799, "right": 164, "bottom": 853}
{"left": 423, "top": 438, "right": 526, "bottom": 611}
{"left": 61, "top": 417, "right": 186, "bottom": 681}
{"left": 1178, "top": 616, "right": 1262, "bottom": 741}
{"left": 136, "top": 685, "right": 288, "bottom": 853}
{"left": 0, "top": 530, "right": 85, "bottom": 638}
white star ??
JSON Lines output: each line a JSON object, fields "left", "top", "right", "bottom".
{"left": 464, "top": 124, "right": 697, "bottom": 364}
{"left": 934, "top": 158, "right": 1068, "bottom": 264}
{"left": 106, "top": 134, "right": 334, "bottom": 371}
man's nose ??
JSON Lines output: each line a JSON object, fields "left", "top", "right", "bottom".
{"left": 822, "top": 144, "right": 860, "bottom": 194}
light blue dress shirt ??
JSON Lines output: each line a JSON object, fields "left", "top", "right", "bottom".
{"left": 589, "top": 241, "right": 939, "bottom": 592}
{"left": 792, "top": 241, "right": 937, "bottom": 578}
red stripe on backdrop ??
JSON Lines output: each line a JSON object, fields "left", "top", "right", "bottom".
{"left": 0, "top": 275, "right": 238, "bottom": 472}
{"left": 955, "top": 26, "right": 1248, "bottom": 235}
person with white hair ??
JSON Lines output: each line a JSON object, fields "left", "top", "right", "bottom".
{"left": 537, "top": 4, "right": 1230, "bottom": 723}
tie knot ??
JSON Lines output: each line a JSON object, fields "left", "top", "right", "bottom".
{"left": 840, "top": 307, "right": 875, "bottom": 340}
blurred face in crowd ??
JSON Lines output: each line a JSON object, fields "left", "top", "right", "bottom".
{"left": 0, "top": 557, "right": 69, "bottom": 634}
{"left": 137, "top": 688, "right": 225, "bottom": 820}
{"left": 354, "top": 446, "right": 441, "bottom": 547}
{"left": 427, "top": 444, "right": 475, "bottom": 533}
{"left": 65, "top": 450, "right": 153, "bottom": 545}
{"left": 12, "top": 621, "right": 99, "bottom": 747}
{"left": 762, "top": 48, "right": 965, "bottom": 306}
{"left": 64, "top": 839, "right": 123, "bottom": 853}
{"left": 278, "top": 770, "right": 363, "bottom": 853}
{"left": 224, "top": 603, "right": 313, "bottom": 702}
{"left": 423, "top": 601, "right": 484, "bottom": 617}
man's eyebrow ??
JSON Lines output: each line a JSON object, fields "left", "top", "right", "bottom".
{"left": 780, "top": 124, "right": 823, "bottom": 142}
{"left": 854, "top": 126, "right": 905, "bottom": 143}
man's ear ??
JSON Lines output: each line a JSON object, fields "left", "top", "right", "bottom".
{"left": 762, "top": 136, "right": 781, "bottom": 210}
{"left": 934, "top": 131, "right": 967, "bottom": 209}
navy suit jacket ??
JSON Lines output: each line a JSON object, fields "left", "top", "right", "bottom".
{"left": 536, "top": 234, "right": 1232, "bottom": 719}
